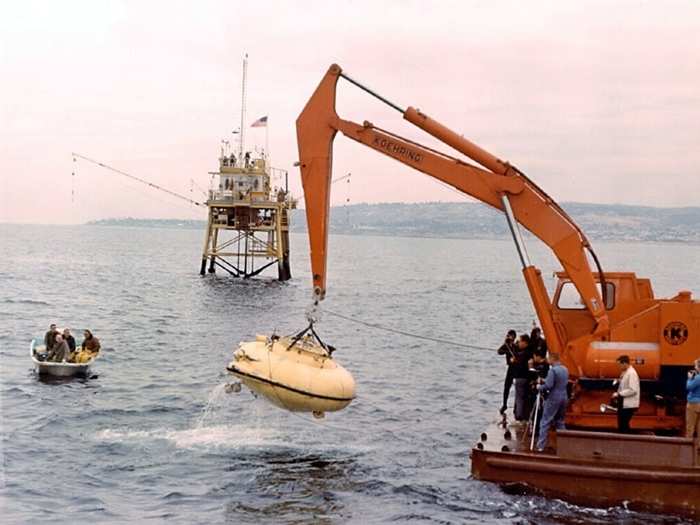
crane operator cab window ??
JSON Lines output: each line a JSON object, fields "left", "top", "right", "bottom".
{"left": 557, "top": 282, "right": 615, "bottom": 310}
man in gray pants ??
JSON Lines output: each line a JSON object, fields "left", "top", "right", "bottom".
{"left": 536, "top": 352, "right": 569, "bottom": 452}
{"left": 47, "top": 334, "right": 69, "bottom": 363}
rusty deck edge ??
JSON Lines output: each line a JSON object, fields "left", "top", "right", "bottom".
{"left": 470, "top": 448, "right": 700, "bottom": 518}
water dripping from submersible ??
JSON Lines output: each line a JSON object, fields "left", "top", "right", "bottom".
{"left": 196, "top": 383, "right": 229, "bottom": 428}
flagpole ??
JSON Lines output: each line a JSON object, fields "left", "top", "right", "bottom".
{"left": 265, "top": 118, "right": 270, "bottom": 169}
{"left": 239, "top": 54, "right": 248, "bottom": 166}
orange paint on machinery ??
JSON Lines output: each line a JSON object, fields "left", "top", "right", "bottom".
{"left": 295, "top": 64, "right": 700, "bottom": 516}
{"left": 296, "top": 64, "right": 698, "bottom": 433}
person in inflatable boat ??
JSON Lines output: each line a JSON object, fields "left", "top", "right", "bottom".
{"left": 73, "top": 329, "right": 101, "bottom": 363}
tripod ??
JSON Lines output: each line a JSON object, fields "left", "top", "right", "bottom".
{"left": 525, "top": 390, "right": 543, "bottom": 451}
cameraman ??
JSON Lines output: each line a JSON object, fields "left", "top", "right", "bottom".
{"left": 497, "top": 329, "right": 518, "bottom": 415}
{"left": 687, "top": 358, "right": 700, "bottom": 438}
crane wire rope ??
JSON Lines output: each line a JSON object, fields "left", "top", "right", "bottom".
{"left": 279, "top": 309, "right": 503, "bottom": 433}
{"left": 239, "top": 308, "right": 504, "bottom": 433}
{"left": 319, "top": 307, "right": 497, "bottom": 353}
{"left": 72, "top": 152, "right": 204, "bottom": 207}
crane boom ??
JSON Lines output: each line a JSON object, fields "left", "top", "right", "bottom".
{"left": 296, "top": 64, "right": 611, "bottom": 354}
{"left": 296, "top": 63, "right": 700, "bottom": 436}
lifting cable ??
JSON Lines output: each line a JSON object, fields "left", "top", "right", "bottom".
{"left": 319, "top": 308, "right": 496, "bottom": 352}
{"left": 72, "top": 152, "right": 204, "bottom": 207}
{"left": 235, "top": 312, "right": 503, "bottom": 433}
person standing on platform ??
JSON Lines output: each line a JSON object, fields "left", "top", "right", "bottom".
{"left": 686, "top": 358, "right": 700, "bottom": 438}
{"left": 536, "top": 352, "right": 569, "bottom": 452}
{"left": 513, "top": 334, "right": 532, "bottom": 422}
{"left": 497, "top": 329, "right": 518, "bottom": 415}
{"left": 529, "top": 326, "right": 547, "bottom": 357}
{"left": 612, "top": 355, "right": 640, "bottom": 434}
{"left": 529, "top": 352, "right": 550, "bottom": 416}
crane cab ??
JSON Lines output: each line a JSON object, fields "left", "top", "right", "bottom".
{"left": 551, "top": 272, "right": 699, "bottom": 431}
{"left": 552, "top": 272, "right": 655, "bottom": 343}
{"left": 552, "top": 272, "right": 698, "bottom": 365}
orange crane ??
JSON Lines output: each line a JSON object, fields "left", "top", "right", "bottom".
{"left": 296, "top": 64, "right": 699, "bottom": 432}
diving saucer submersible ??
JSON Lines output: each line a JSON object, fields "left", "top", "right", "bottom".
{"left": 226, "top": 334, "right": 355, "bottom": 417}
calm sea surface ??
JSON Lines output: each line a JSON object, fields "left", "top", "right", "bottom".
{"left": 1, "top": 224, "right": 699, "bottom": 524}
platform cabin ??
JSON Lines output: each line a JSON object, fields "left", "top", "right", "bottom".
{"left": 199, "top": 151, "right": 292, "bottom": 280}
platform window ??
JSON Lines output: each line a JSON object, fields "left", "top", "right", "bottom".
{"left": 557, "top": 282, "right": 615, "bottom": 310}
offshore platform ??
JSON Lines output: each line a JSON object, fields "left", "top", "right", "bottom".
{"left": 71, "top": 56, "right": 295, "bottom": 281}
{"left": 199, "top": 56, "right": 295, "bottom": 280}
{"left": 199, "top": 148, "right": 293, "bottom": 280}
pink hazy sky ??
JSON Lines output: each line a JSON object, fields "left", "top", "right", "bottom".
{"left": 1, "top": 0, "right": 699, "bottom": 224}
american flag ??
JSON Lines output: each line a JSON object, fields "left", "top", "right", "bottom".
{"left": 251, "top": 116, "right": 268, "bottom": 127}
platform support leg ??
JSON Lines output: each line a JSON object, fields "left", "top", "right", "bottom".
{"left": 278, "top": 231, "right": 291, "bottom": 281}
{"left": 208, "top": 227, "right": 219, "bottom": 273}
{"left": 200, "top": 212, "right": 213, "bottom": 276}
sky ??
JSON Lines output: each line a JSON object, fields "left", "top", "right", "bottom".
{"left": 1, "top": 0, "right": 699, "bottom": 224}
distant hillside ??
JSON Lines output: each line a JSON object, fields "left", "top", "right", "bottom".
{"left": 88, "top": 202, "right": 700, "bottom": 243}
{"left": 291, "top": 202, "right": 700, "bottom": 243}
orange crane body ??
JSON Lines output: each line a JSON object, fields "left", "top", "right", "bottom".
{"left": 296, "top": 64, "right": 699, "bottom": 432}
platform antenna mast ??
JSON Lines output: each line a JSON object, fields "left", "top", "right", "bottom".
{"left": 238, "top": 54, "right": 248, "bottom": 166}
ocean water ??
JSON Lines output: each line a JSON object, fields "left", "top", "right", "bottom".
{"left": 1, "top": 224, "right": 698, "bottom": 524}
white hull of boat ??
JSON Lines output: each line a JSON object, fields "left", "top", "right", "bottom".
{"left": 30, "top": 339, "right": 98, "bottom": 377}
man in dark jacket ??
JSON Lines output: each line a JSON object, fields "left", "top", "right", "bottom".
{"left": 497, "top": 329, "right": 518, "bottom": 415}
{"left": 513, "top": 334, "right": 533, "bottom": 421}
{"left": 44, "top": 324, "right": 58, "bottom": 351}
{"left": 63, "top": 328, "right": 76, "bottom": 353}
{"left": 528, "top": 353, "right": 550, "bottom": 422}
{"left": 530, "top": 326, "right": 548, "bottom": 358}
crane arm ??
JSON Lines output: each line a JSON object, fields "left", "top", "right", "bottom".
{"left": 296, "top": 64, "right": 610, "bottom": 339}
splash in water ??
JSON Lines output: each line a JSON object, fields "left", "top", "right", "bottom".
{"left": 95, "top": 425, "right": 282, "bottom": 449}
{"left": 195, "top": 383, "right": 229, "bottom": 429}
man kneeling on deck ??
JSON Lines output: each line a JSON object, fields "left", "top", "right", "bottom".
{"left": 535, "top": 352, "right": 569, "bottom": 452}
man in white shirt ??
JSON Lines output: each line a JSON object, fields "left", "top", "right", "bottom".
{"left": 612, "top": 355, "right": 640, "bottom": 433}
